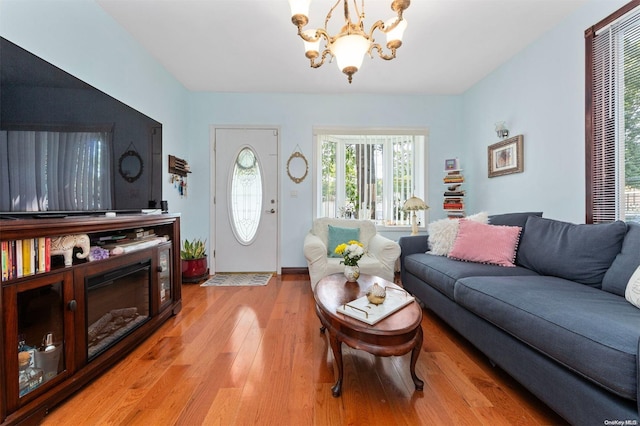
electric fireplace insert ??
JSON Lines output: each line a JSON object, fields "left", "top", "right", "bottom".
{"left": 85, "top": 259, "right": 151, "bottom": 361}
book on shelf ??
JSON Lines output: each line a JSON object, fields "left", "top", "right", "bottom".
{"left": 97, "top": 234, "right": 127, "bottom": 242}
{"left": 37, "top": 237, "right": 47, "bottom": 273}
{"left": 15, "top": 239, "right": 23, "bottom": 278}
{"left": 444, "top": 191, "right": 465, "bottom": 197}
{"left": 443, "top": 203, "right": 464, "bottom": 210}
{"left": 1, "top": 237, "right": 51, "bottom": 281}
{"left": 1, "top": 241, "right": 8, "bottom": 281}
{"left": 443, "top": 176, "right": 464, "bottom": 184}
{"left": 444, "top": 171, "right": 464, "bottom": 182}
{"left": 125, "top": 228, "right": 156, "bottom": 240}
{"left": 22, "top": 239, "right": 33, "bottom": 277}
{"left": 101, "top": 235, "right": 169, "bottom": 254}
{"left": 9, "top": 241, "right": 16, "bottom": 279}
{"left": 94, "top": 230, "right": 158, "bottom": 248}
{"left": 447, "top": 211, "right": 466, "bottom": 218}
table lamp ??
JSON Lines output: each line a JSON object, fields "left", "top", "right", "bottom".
{"left": 403, "top": 195, "right": 429, "bottom": 235}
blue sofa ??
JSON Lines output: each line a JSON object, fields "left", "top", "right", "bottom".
{"left": 399, "top": 212, "right": 640, "bottom": 425}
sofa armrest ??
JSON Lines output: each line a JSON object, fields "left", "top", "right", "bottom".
{"left": 398, "top": 234, "right": 429, "bottom": 257}
{"left": 368, "top": 234, "right": 401, "bottom": 265}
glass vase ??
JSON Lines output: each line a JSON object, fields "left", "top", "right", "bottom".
{"left": 344, "top": 265, "right": 360, "bottom": 282}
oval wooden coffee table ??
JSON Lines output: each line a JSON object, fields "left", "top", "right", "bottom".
{"left": 314, "top": 273, "right": 424, "bottom": 397}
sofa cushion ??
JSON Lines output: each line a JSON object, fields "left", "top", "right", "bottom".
{"left": 602, "top": 222, "right": 640, "bottom": 296}
{"left": 488, "top": 211, "right": 543, "bottom": 229}
{"left": 454, "top": 275, "right": 640, "bottom": 400}
{"left": 448, "top": 220, "right": 521, "bottom": 267}
{"left": 327, "top": 225, "right": 360, "bottom": 257}
{"left": 403, "top": 253, "right": 538, "bottom": 300}
{"left": 517, "top": 216, "right": 627, "bottom": 286}
{"left": 427, "top": 211, "right": 488, "bottom": 256}
{"left": 625, "top": 265, "right": 640, "bottom": 309}
{"left": 488, "top": 212, "right": 542, "bottom": 265}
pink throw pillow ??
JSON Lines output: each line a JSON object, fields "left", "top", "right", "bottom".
{"left": 449, "top": 219, "right": 522, "bottom": 267}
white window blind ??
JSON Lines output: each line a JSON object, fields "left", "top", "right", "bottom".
{"left": 588, "top": 4, "right": 640, "bottom": 223}
{"left": 316, "top": 131, "right": 426, "bottom": 227}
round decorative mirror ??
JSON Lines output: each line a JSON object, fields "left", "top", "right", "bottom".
{"left": 119, "top": 150, "right": 143, "bottom": 183}
{"left": 287, "top": 151, "right": 308, "bottom": 184}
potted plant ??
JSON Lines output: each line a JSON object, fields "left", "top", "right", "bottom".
{"left": 181, "top": 238, "right": 209, "bottom": 283}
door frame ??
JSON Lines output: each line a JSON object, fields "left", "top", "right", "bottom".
{"left": 209, "top": 125, "right": 281, "bottom": 275}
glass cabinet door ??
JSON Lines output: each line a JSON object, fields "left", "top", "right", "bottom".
{"left": 3, "top": 271, "right": 73, "bottom": 409}
{"left": 157, "top": 244, "right": 172, "bottom": 311}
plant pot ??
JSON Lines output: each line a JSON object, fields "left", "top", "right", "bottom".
{"left": 181, "top": 256, "right": 209, "bottom": 283}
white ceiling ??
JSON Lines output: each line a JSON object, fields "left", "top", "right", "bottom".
{"left": 97, "top": 0, "right": 587, "bottom": 95}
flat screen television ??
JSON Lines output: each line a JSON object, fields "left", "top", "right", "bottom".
{"left": 0, "top": 36, "right": 162, "bottom": 218}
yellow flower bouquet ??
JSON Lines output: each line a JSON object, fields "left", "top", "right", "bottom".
{"left": 334, "top": 240, "right": 364, "bottom": 266}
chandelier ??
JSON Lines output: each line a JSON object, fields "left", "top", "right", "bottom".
{"left": 288, "top": 0, "right": 410, "bottom": 83}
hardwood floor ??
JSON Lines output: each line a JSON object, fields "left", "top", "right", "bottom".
{"left": 42, "top": 274, "right": 566, "bottom": 425}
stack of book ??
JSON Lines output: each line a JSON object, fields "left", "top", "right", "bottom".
{"left": 443, "top": 168, "right": 465, "bottom": 217}
{"left": 443, "top": 170, "right": 464, "bottom": 184}
{"left": 1, "top": 238, "right": 52, "bottom": 281}
{"left": 443, "top": 197, "right": 464, "bottom": 210}
{"left": 97, "top": 229, "right": 168, "bottom": 254}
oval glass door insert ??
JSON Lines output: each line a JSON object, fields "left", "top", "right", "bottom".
{"left": 229, "top": 147, "right": 262, "bottom": 244}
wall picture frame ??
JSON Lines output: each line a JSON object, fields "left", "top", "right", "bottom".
{"left": 444, "top": 158, "right": 460, "bottom": 171}
{"left": 488, "top": 135, "right": 524, "bottom": 178}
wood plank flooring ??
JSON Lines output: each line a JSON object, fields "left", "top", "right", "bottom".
{"left": 42, "top": 274, "right": 566, "bottom": 425}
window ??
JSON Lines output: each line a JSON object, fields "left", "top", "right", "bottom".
{"left": 230, "top": 147, "right": 262, "bottom": 244}
{"left": 586, "top": 2, "right": 640, "bottom": 223}
{"left": 314, "top": 129, "right": 427, "bottom": 228}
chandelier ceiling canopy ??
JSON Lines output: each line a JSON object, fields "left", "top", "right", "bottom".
{"left": 288, "top": 0, "right": 410, "bottom": 83}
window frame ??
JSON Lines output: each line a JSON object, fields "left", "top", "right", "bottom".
{"left": 585, "top": 0, "right": 640, "bottom": 223}
{"left": 312, "top": 127, "right": 429, "bottom": 230}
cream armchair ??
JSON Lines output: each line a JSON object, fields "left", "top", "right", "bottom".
{"left": 304, "top": 218, "right": 401, "bottom": 289}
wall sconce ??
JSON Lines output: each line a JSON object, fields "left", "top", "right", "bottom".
{"left": 495, "top": 121, "right": 509, "bottom": 139}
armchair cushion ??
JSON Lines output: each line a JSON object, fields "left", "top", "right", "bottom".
{"left": 327, "top": 225, "right": 360, "bottom": 257}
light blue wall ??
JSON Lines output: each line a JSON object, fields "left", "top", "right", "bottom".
{"left": 0, "top": 0, "right": 191, "bottom": 218}
{"left": 1, "top": 0, "right": 630, "bottom": 268}
{"left": 187, "top": 93, "right": 461, "bottom": 267}
{"left": 461, "top": 0, "right": 628, "bottom": 223}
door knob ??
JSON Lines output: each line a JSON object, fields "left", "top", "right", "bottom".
{"left": 266, "top": 209, "right": 276, "bottom": 213}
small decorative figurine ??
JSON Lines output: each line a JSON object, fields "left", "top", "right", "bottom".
{"left": 50, "top": 234, "right": 90, "bottom": 266}
{"left": 366, "top": 282, "right": 387, "bottom": 305}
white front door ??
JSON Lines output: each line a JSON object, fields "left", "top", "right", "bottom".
{"left": 212, "top": 127, "right": 279, "bottom": 273}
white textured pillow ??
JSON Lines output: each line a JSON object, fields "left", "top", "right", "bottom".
{"left": 625, "top": 265, "right": 640, "bottom": 309}
{"left": 427, "top": 212, "right": 488, "bottom": 256}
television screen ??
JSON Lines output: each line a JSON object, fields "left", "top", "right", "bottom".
{"left": 0, "top": 37, "right": 162, "bottom": 217}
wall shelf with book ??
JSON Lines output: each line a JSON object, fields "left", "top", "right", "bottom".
{"left": 443, "top": 159, "right": 465, "bottom": 218}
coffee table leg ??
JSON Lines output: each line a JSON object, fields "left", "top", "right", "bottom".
{"left": 410, "top": 326, "right": 424, "bottom": 391}
{"left": 329, "top": 334, "right": 343, "bottom": 397}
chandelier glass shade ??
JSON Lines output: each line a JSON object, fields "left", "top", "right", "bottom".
{"left": 288, "top": 0, "right": 410, "bottom": 83}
